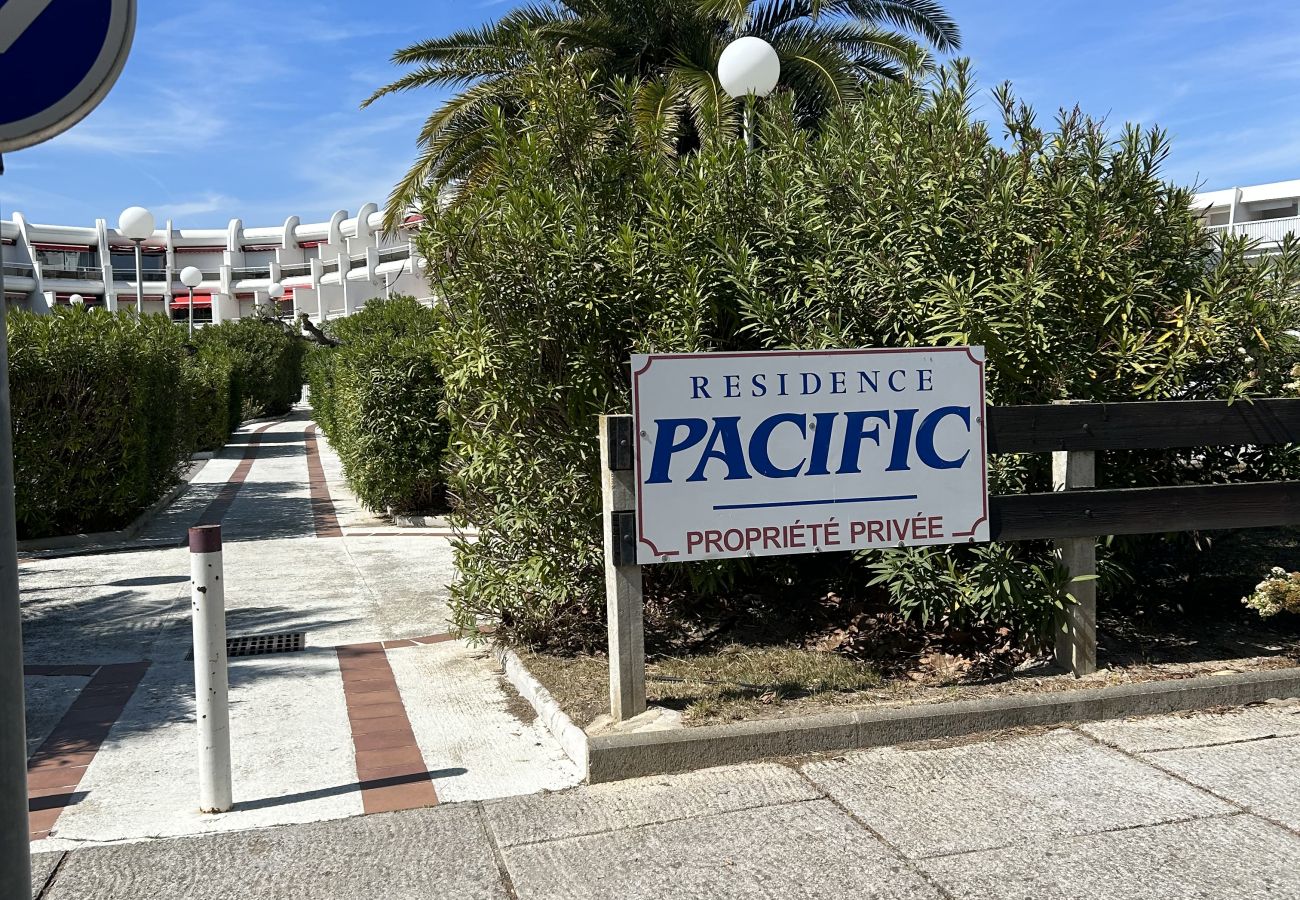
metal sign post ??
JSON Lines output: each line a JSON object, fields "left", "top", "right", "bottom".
{"left": 1, "top": 3, "right": 136, "bottom": 895}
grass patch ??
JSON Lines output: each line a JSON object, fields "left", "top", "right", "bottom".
{"left": 523, "top": 645, "right": 883, "bottom": 727}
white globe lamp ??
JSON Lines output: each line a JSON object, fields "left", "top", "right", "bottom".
{"left": 117, "top": 206, "right": 155, "bottom": 241}
{"left": 717, "top": 36, "right": 780, "bottom": 99}
{"left": 267, "top": 282, "right": 289, "bottom": 324}
{"left": 117, "top": 206, "right": 155, "bottom": 320}
{"left": 68, "top": 294, "right": 84, "bottom": 307}
{"left": 180, "top": 266, "right": 203, "bottom": 338}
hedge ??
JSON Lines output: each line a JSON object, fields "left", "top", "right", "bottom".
{"left": 10, "top": 309, "right": 199, "bottom": 538}
{"left": 306, "top": 296, "right": 447, "bottom": 513}
{"left": 194, "top": 314, "right": 305, "bottom": 419}
{"left": 416, "top": 57, "right": 1300, "bottom": 649}
{"left": 7, "top": 307, "right": 308, "bottom": 540}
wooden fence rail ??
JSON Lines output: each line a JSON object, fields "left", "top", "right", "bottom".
{"left": 987, "top": 398, "right": 1300, "bottom": 453}
{"left": 984, "top": 397, "right": 1300, "bottom": 675}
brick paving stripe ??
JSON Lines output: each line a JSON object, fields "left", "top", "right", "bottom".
{"left": 305, "top": 424, "right": 343, "bottom": 538}
{"left": 335, "top": 643, "right": 439, "bottom": 814}
{"left": 27, "top": 662, "right": 150, "bottom": 840}
{"left": 189, "top": 421, "right": 280, "bottom": 534}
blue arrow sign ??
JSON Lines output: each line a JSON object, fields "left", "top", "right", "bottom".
{"left": 0, "top": 0, "right": 135, "bottom": 153}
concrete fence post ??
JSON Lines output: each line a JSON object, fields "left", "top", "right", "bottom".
{"left": 189, "top": 525, "right": 232, "bottom": 813}
{"left": 1052, "top": 445, "right": 1098, "bottom": 677}
{"left": 600, "top": 414, "right": 646, "bottom": 721}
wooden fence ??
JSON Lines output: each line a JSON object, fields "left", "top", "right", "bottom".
{"left": 986, "top": 398, "right": 1300, "bottom": 674}
{"left": 600, "top": 398, "right": 1300, "bottom": 721}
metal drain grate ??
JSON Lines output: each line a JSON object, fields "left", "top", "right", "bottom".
{"left": 226, "top": 632, "right": 305, "bottom": 658}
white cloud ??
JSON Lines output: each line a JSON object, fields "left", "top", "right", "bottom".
{"left": 153, "top": 192, "right": 240, "bottom": 220}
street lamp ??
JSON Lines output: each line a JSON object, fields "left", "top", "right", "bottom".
{"left": 717, "top": 36, "right": 780, "bottom": 149}
{"left": 68, "top": 294, "right": 84, "bottom": 308}
{"left": 267, "top": 282, "right": 285, "bottom": 323}
{"left": 117, "top": 206, "right": 155, "bottom": 320}
{"left": 180, "top": 266, "right": 203, "bottom": 338}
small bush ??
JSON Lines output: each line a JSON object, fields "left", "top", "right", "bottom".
{"left": 1243, "top": 568, "right": 1300, "bottom": 618}
{"left": 195, "top": 314, "right": 305, "bottom": 419}
{"left": 307, "top": 297, "right": 447, "bottom": 512}
{"left": 9, "top": 309, "right": 196, "bottom": 538}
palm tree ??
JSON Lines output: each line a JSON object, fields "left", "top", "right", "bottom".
{"left": 365, "top": 0, "right": 960, "bottom": 231}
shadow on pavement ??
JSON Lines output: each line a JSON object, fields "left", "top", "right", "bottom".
{"left": 234, "top": 769, "right": 469, "bottom": 813}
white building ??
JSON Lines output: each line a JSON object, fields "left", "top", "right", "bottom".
{"left": 1194, "top": 179, "right": 1300, "bottom": 251}
{"left": 0, "top": 203, "right": 428, "bottom": 323}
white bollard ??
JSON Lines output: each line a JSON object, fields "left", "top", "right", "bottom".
{"left": 189, "top": 524, "right": 232, "bottom": 813}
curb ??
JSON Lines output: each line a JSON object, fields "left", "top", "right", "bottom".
{"left": 494, "top": 647, "right": 589, "bottom": 773}
{"left": 585, "top": 666, "right": 1300, "bottom": 783}
{"left": 17, "top": 456, "right": 209, "bottom": 553}
{"left": 387, "top": 512, "right": 453, "bottom": 529}
{"left": 499, "top": 651, "right": 1300, "bottom": 784}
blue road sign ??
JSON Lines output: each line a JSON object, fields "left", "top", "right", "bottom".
{"left": 0, "top": 0, "right": 135, "bottom": 153}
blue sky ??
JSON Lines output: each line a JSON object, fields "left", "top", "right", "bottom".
{"left": 4, "top": 0, "right": 1298, "bottom": 227}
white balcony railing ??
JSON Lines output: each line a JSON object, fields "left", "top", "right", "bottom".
{"left": 1207, "top": 216, "right": 1300, "bottom": 245}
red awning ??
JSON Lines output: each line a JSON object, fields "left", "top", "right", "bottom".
{"left": 170, "top": 295, "right": 212, "bottom": 309}
{"left": 32, "top": 243, "right": 91, "bottom": 251}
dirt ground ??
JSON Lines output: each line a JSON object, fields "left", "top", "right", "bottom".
{"left": 522, "top": 608, "right": 1300, "bottom": 729}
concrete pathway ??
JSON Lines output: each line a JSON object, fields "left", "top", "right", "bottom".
{"left": 24, "top": 702, "right": 1300, "bottom": 899}
{"left": 20, "top": 407, "right": 580, "bottom": 852}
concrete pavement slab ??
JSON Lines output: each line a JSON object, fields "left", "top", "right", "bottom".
{"left": 502, "top": 799, "right": 941, "bottom": 900}
{"left": 389, "top": 641, "right": 579, "bottom": 804}
{"left": 30, "top": 850, "right": 63, "bottom": 895}
{"left": 24, "top": 675, "right": 88, "bottom": 754}
{"left": 1079, "top": 704, "right": 1300, "bottom": 752}
{"left": 483, "top": 761, "right": 820, "bottom": 848}
{"left": 920, "top": 813, "right": 1300, "bottom": 899}
{"left": 46, "top": 650, "right": 361, "bottom": 846}
{"left": 340, "top": 536, "right": 456, "bottom": 638}
{"left": 43, "top": 804, "right": 508, "bottom": 900}
{"left": 18, "top": 548, "right": 192, "bottom": 665}
{"left": 1146, "top": 734, "right": 1300, "bottom": 830}
{"left": 800, "top": 729, "right": 1233, "bottom": 858}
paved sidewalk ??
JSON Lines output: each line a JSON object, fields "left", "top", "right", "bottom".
{"left": 20, "top": 407, "right": 579, "bottom": 851}
{"left": 25, "top": 703, "right": 1300, "bottom": 899}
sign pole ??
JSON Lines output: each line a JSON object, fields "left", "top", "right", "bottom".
{"left": 600, "top": 414, "right": 646, "bottom": 721}
{"left": 1, "top": 5, "right": 137, "bottom": 886}
{"left": 0, "top": 154, "right": 33, "bottom": 898}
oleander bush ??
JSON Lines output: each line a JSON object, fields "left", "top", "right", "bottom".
{"left": 194, "top": 314, "right": 305, "bottom": 419}
{"left": 307, "top": 296, "right": 447, "bottom": 513}
{"left": 415, "top": 56, "right": 1300, "bottom": 650}
{"left": 180, "top": 346, "right": 240, "bottom": 454}
{"left": 9, "top": 309, "right": 196, "bottom": 538}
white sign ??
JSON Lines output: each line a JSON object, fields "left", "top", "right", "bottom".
{"left": 631, "top": 348, "right": 989, "bottom": 564}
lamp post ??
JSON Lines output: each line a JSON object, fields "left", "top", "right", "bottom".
{"left": 267, "top": 282, "right": 285, "bottom": 324}
{"left": 717, "top": 36, "right": 780, "bottom": 149}
{"left": 117, "top": 206, "right": 155, "bottom": 320}
{"left": 180, "top": 266, "right": 202, "bottom": 338}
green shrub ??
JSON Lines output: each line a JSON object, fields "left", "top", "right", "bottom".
{"left": 195, "top": 315, "right": 305, "bottom": 418}
{"left": 9, "top": 309, "right": 196, "bottom": 538}
{"left": 417, "top": 56, "right": 1300, "bottom": 649}
{"left": 308, "top": 297, "right": 447, "bottom": 512}
{"left": 180, "top": 346, "right": 239, "bottom": 453}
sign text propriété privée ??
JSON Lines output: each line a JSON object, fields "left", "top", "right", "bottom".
{"left": 630, "top": 348, "right": 989, "bottom": 564}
